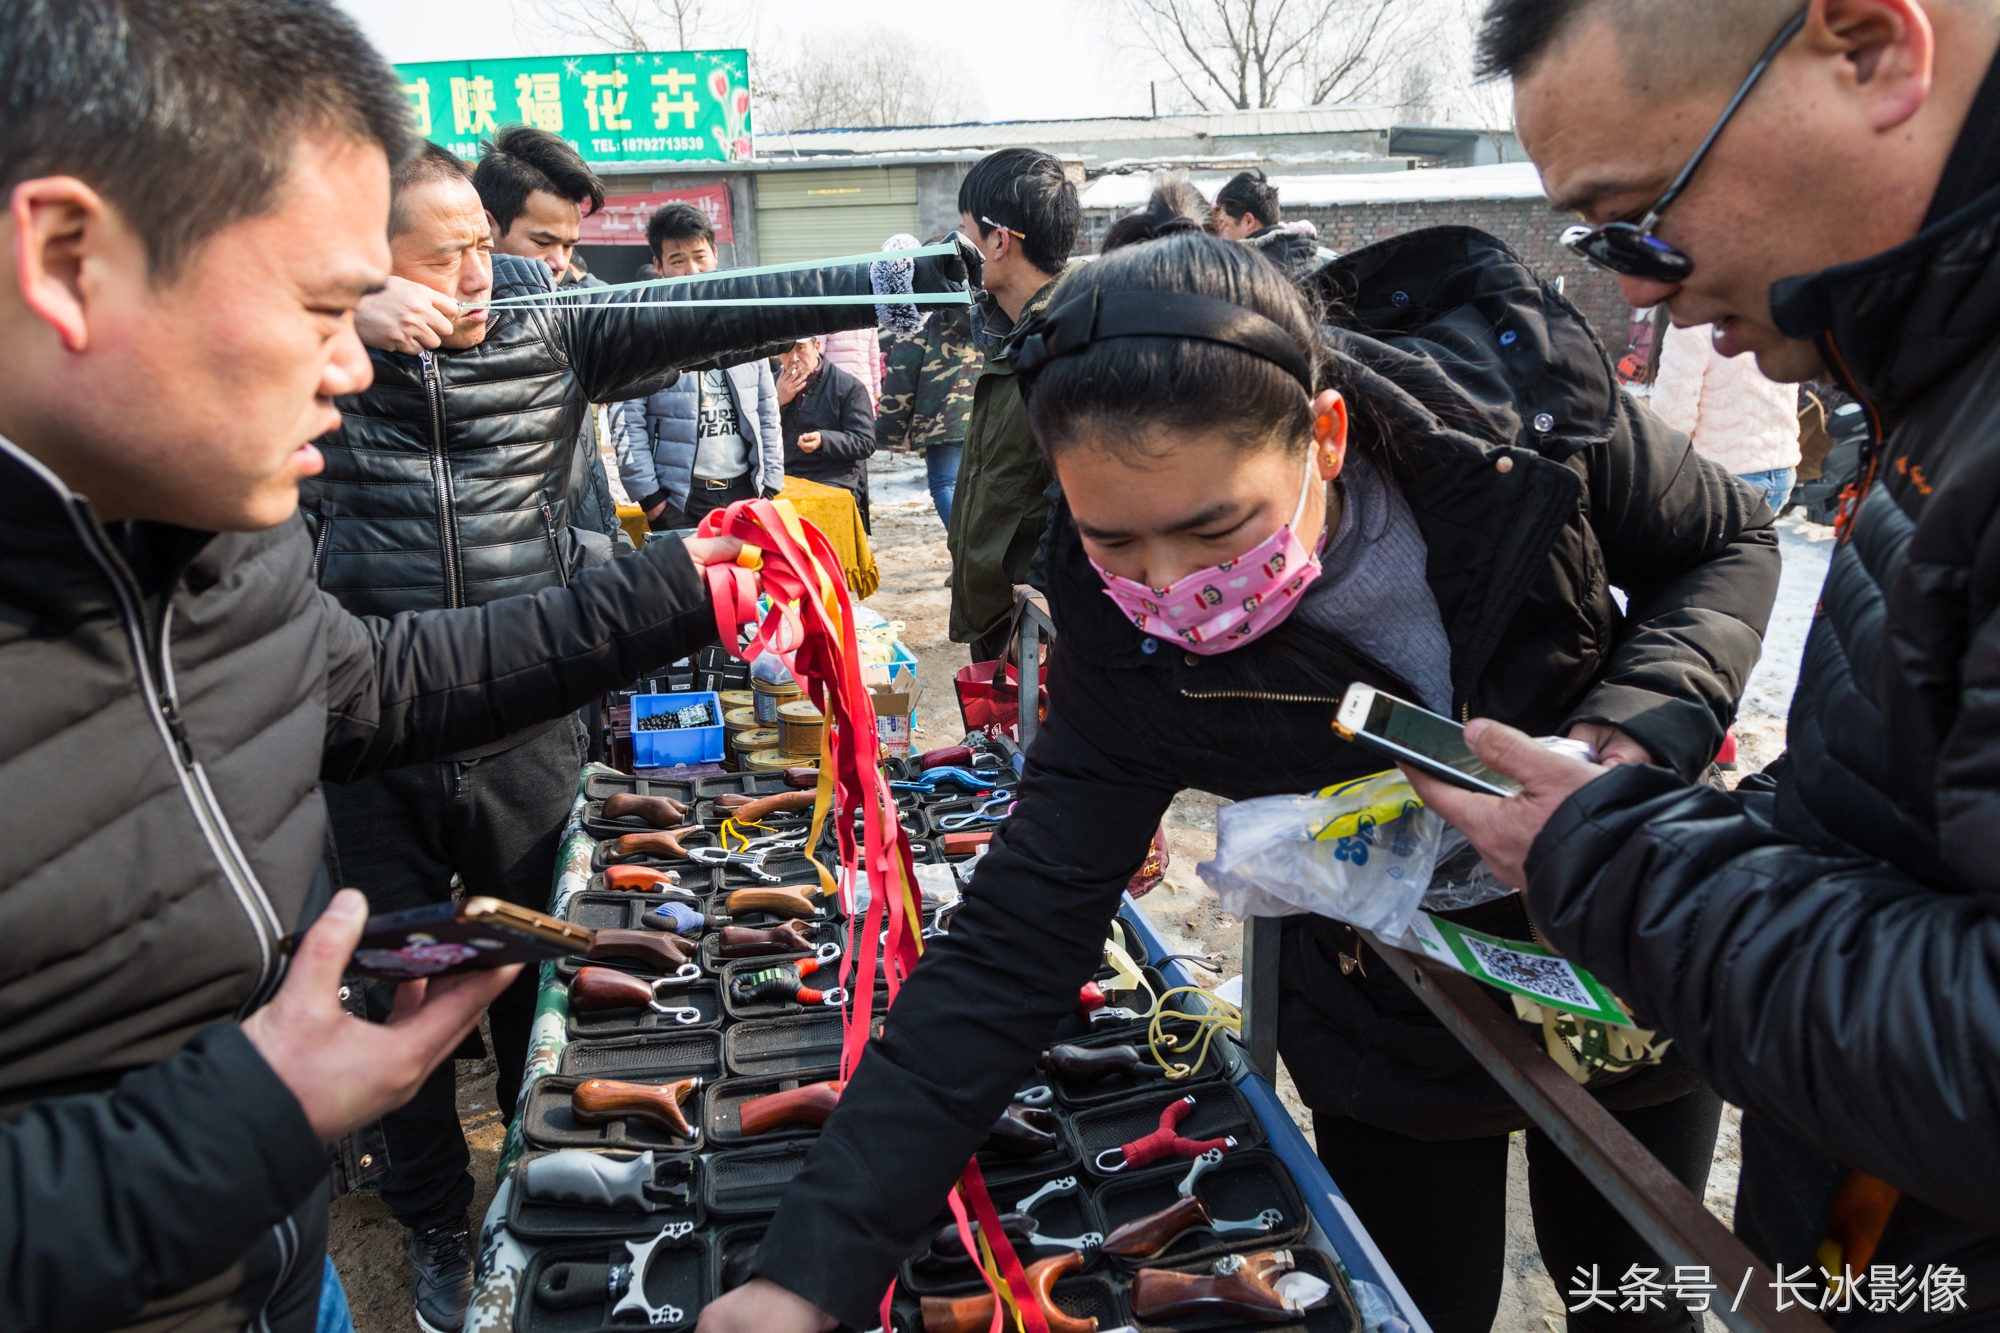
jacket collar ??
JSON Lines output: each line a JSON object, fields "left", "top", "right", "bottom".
{"left": 1770, "top": 56, "right": 2000, "bottom": 423}
{"left": 975, "top": 275, "right": 1063, "bottom": 361}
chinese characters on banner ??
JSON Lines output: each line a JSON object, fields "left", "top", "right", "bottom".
{"left": 578, "top": 185, "right": 735, "bottom": 247}
{"left": 1568, "top": 1263, "right": 1970, "bottom": 1317}
{"left": 394, "top": 49, "right": 753, "bottom": 166}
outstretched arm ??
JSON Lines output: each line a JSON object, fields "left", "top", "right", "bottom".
{"left": 558, "top": 243, "right": 975, "bottom": 406}
{"left": 320, "top": 536, "right": 734, "bottom": 779}
{"left": 746, "top": 652, "right": 1178, "bottom": 1328}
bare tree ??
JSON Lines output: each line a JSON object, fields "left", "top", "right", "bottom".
{"left": 757, "top": 28, "right": 983, "bottom": 132}
{"left": 1120, "top": 0, "right": 1440, "bottom": 111}
{"left": 516, "top": 0, "right": 731, "bottom": 57}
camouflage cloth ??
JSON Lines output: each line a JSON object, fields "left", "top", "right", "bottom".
{"left": 877, "top": 302, "right": 981, "bottom": 452}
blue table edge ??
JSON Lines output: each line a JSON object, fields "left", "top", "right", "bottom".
{"left": 1117, "top": 892, "right": 1433, "bottom": 1333}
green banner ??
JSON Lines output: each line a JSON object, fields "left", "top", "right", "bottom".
{"left": 394, "top": 48, "right": 753, "bottom": 166}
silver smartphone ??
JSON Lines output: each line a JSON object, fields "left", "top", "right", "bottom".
{"left": 1333, "top": 683, "right": 1519, "bottom": 798}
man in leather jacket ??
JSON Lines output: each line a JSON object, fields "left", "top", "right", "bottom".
{"left": 1419, "top": 0, "right": 2000, "bottom": 1321}
{"left": 300, "top": 143, "right": 964, "bottom": 1325}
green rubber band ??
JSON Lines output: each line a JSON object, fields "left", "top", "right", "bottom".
{"left": 473, "top": 241, "right": 957, "bottom": 309}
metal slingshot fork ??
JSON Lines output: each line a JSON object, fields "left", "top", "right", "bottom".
{"left": 935, "top": 794, "right": 1019, "bottom": 831}
{"left": 610, "top": 1220, "right": 696, "bottom": 1326}
{"left": 1013, "top": 1175, "right": 1103, "bottom": 1255}
{"left": 645, "top": 965, "right": 706, "bottom": 1022}
{"left": 1173, "top": 1149, "right": 1282, "bottom": 1239}
{"left": 684, "top": 833, "right": 811, "bottom": 882}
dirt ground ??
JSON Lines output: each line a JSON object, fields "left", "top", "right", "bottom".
{"left": 330, "top": 449, "right": 1788, "bottom": 1331}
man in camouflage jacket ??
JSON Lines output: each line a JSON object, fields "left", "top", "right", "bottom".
{"left": 878, "top": 300, "right": 980, "bottom": 528}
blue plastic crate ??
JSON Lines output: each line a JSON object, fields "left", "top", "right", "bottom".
{"left": 630, "top": 691, "right": 726, "bottom": 768}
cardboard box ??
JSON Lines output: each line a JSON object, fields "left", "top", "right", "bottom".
{"left": 867, "top": 662, "right": 921, "bottom": 757}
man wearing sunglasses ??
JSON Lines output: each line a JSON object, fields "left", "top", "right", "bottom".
{"left": 1408, "top": 0, "right": 2000, "bottom": 1316}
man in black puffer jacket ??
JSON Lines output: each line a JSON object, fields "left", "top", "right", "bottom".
{"left": 300, "top": 140, "right": 965, "bottom": 1319}
{"left": 1420, "top": 1, "right": 2000, "bottom": 1322}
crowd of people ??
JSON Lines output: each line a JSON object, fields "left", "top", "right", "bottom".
{"left": 0, "top": 1, "right": 1994, "bottom": 1332}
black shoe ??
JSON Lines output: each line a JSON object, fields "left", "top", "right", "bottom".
{"left": 408, "top": 1220, "right": 474, "bottom": 1333}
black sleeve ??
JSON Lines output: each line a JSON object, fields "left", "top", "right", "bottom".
{"left": 319, "top": 536, "right": 718, "bottom": 779}
{"left": 1568, "top": 393, "right": 1780, "bottom": 777}
{"left": 0, "top": 1023, "right": 326, "bottom": 1333}
{"left": 751, "top": 653, "right": 1179, "bottom": 1327}
{"left": 1524, "top": 764, "right": 2000, "bottom": 1231}
{"left": 552, "top": 263, "right": 911, "bottom": 406}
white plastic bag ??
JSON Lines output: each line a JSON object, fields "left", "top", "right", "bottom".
{"left": 1196, "top": 771, "right": 1445, "bottom": 940}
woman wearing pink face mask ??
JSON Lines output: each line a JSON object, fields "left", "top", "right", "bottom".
{"left": 700, "top": 232, "right": 1780, "bottom": 1333}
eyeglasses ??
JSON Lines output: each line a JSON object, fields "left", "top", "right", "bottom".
{"left": 1561, "top": 8, "right": 1807, "bottom": 284}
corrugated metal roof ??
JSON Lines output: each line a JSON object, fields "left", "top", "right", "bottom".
{"left": 758, "top": 105, "right": 1398, "bottom": 156}
{"left": 1078, "top": 162, "right": 1547, "bottom": 210}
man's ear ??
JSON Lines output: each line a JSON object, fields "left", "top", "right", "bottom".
{"left": 1813, "top": 0, "right": 1934, "bottom": 131}
{"left": 9, "top": 177, "right": 119, "bottom": 354}
{"left": 483, "top": 208, "right": 503, "bottom": 244}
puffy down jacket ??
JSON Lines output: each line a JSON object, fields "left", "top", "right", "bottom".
{"left": 303, "top": 250, "right": 936, "bottom": 617}
{"left": 1523, "top": 92, "right": 2000, "bottom": 1324}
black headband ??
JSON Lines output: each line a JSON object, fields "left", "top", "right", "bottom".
{"left": 1010, "top": 289, "right": 1315, "bottom": 397}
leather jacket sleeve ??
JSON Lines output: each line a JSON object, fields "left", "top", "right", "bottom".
{"left": 1568, "top": 392, "right": 1780, "bottom": 777}
{"left": 318, "top": 536, "right": 717, "bottom": 779}
{"left": 751, "top": 651, "right": 1178, "bottom": 1327}
{"left": 549, "top": 262, "right": 919, "bottom": 407}
{"left": 1524, "top": 763, "right": 2000, "bottom": 1231}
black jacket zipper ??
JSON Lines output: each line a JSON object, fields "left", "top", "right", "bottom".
{"left": 6, "top": 442, "right": 287, "bottom": 1011}
{"left": 311, "top": 514, "right": 334, "bottom": 584}
{"left": 539, "top": 495, "right": 570, "bottom": 588}
{"left": 419, "top": 350, "right": 462, "bottom": 607}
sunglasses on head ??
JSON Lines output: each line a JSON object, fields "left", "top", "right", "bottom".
{"left": 1561, "top": 8, "right": 1808, "bottom": 284}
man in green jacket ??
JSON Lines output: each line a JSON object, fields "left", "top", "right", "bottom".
{"left": 947, "top": 148, "right": 1080, "bottom": 662}
{"left": 878, "top": 295, "right": 980, "bottom": 529}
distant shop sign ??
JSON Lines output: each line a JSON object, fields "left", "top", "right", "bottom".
{"left": 580, "top": 184, "right": 735, "bottom": 246}
{"left": 395, "top": 49, "right": 753, "bottom": 166}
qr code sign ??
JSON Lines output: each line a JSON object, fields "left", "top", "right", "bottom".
{"left": 1464, "top": 936, "right": 1594, "bottom": 1009}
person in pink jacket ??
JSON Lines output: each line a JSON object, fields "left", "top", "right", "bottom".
{"left": 1651, "top": 320, "right": 1800, "bottom": 514}
{"left": 818, "top": 326, "right": 882, "bottom": 405}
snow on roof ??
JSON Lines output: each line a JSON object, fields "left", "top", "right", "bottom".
{"left": 761, "top": 105, "right": 1399, "bottom": 156}
{"left": 1079, "top": 161, "right": 1547, "bottom": 211}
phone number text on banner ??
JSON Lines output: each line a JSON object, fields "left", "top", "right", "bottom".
{"left": 395, "top": 48, "right": 753, "bottom": 166}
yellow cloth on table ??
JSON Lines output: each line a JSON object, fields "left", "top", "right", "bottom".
{"left": 775, "top": 476, "right": 879, "bottom": 599}
{"left": 616, "top": 501, "right": 650, "bottom": 552}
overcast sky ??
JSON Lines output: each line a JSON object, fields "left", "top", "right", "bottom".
{"left": 337, "top": 0, "right": 1156, "bottom": 123}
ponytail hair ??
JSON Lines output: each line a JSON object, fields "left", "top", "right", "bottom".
{"left": 1099, "top": 173, "right": 1213, "bottom": 254}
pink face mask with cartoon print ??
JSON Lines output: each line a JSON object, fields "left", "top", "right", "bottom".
{"left": 1089, "top": 457, "right": 1322, "bottom": 655}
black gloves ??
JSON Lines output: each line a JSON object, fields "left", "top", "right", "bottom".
{"left": 913, "top": 232, "right": 985, "bottom": 295}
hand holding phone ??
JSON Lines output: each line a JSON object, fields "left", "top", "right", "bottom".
{"left": 1334, "top": 684, "right": 1520, "bottom": 798}
{"left": 300, "top": 897, "right": 594, "bottom": 982}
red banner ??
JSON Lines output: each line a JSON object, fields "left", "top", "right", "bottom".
{"left": 579, "top": 183, "right": 733, "bottom": 246}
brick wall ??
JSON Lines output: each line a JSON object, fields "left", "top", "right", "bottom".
{"left": 1080, "top": 195, "right": 1636, "bottom": 354}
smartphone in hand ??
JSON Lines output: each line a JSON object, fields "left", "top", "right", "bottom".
{"left": 1333, "top": 683, "right": 1520, "bottom": 798}
{"left": 333, "top": 897, "right": 593, "bottom": 982}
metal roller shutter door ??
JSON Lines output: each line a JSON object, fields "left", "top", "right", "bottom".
{"left": 755, "top": 167, "right": 919, "bottom": 265}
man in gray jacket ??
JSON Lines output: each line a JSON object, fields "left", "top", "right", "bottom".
{"left": 0, "top": 5, "right": 969, "bottom": 1332}
{"left": 618, "top": 201, "right": 784, "bottom": 530}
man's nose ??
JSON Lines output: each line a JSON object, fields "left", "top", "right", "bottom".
{"left": 323, "top": 318, "right": 374, "bottom": 398}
